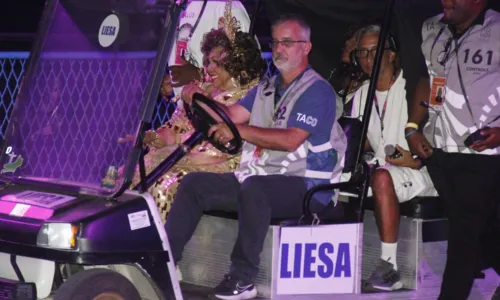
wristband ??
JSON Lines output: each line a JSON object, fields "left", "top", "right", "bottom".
{"left": 405, "top": 122, "right": 419, "bottom": 130}
{"left": 412, "top": 154, "right": 425, "bottom": 169}
{"left": 405, "top": 129, "right": 418, "bottom": 138}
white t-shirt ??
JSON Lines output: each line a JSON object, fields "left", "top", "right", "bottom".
{"left": 351, "top": 70, "right": 409, "bottom": 164}
{"left": 169, "top": 0, "right": 250, "bottom": 95}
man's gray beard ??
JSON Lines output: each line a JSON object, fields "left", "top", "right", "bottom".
{"left": 273, "top": 59, "right": 286, "bottom": 71}
{"left": 274, "top": 58, "right": 300, "bottom": 73}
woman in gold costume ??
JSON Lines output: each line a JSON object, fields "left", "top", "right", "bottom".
{"left": 130, "top": 15, "right": 264, "bottom": 222}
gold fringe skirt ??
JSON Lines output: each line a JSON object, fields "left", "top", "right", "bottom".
{"left": 130, "top": 145, "right": 240, "bottom": 223}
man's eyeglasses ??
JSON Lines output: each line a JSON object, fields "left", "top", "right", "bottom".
{"left": 356, "top": 47, "right": 391, "bottom": 58}
{"left": 269, "top": 40, "right": 307, "bottom": 49}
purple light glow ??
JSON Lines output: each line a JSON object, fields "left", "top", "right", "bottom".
{"left": 0, "top": 200, "right": 54, "bottom": 220}
{"left": 0, "top": 0, "right": 165, "bottom": 197}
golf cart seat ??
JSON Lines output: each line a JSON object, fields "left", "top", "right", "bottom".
{"left": 205, "top": 199, "right": 345, "bottom": 226}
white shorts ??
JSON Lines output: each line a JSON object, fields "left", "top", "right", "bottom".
{"left": 381, "top": 165, "right": 438, "bottom": 202}
{"left": 339, "top": 166, "right": 438, "bottom": 203}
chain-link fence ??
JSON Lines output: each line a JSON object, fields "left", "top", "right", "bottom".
{"left": 0, "top": 52, "right": 28, "bottom": 139}
{"left": 0, "top": 51, "right": 276, "bottom": 139}
{"left": 8, "top": 52, "right": 157, "bottom": 185}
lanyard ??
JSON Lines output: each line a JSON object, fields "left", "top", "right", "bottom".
{"left": 451, "top": 29, "right": 478, "bottom": 129}
{"left": 274, "top": 85, "right": 281, "bottom": 108}
{"left": 189, "top": 0, "right": 208, "bottom": 40}
{"left": 271, "top": 68, "right": 310, "bottom": 123}
{"left": 176, "top": 0, "right": 208, "bottom": 42}
{"left": 254, "top": 79, "right": 298, "bottom": 159}
{"left": 372, "top": 74, "right": 395, "bottom": 138}
{"left": 272, "top": 81, "right": 297, "bottom": 124}
{"left": 429, "top": 26, "right": 447, "bottom": 67}
{"left": 454, "top": 39, "right": 478, "bottom": 129}
{"left": 373, "top": 92, "right": 389, "bottom": 134}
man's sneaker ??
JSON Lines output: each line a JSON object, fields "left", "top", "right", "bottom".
{"left": 365, "top": 259, "right": 403, "bottom": 291}
{"left": 213, "top": 274, "right": 257, "bottom": 300}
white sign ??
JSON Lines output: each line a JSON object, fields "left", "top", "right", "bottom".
{"left": 1, "top": 191, "right": 76, "bottom": 208}
{"left": 10, "top": 203, "right": 31, "bottom": 217}
{"left": 128, "top": 210, "right": 151, "bottom": 231}
{"left": 98, "top": 14, "right": 120, "bottom": 48}
{"left": 277, "top": 223, "right": 359, "bottom": 295}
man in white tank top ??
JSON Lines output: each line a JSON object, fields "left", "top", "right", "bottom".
{"left": 350, "top": 24, "right": 437, "bottom": 292}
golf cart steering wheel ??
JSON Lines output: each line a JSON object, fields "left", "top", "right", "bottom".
{"left": 186, "top": 93, "right": 242, "bottom": 155}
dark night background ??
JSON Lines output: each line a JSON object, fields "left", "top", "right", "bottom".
{"left": 1, "top": 0, "right": 500, "bottom": 101}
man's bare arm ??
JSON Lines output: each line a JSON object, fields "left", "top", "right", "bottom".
{"left": 407, "top": 77, "right": 430, "bottom": 128}
{"left": 237, "top": 124, "right": 310, "bottom": 152}
{"left": 182, "top": 84, "right": 251, "bottom": 124}
{"left": 406, "top": 77, "right": 434, "bottom": 158}
{"left": 218, "top": 103, "right": 251, "bottom": 124}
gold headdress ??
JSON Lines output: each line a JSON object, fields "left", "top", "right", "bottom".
{"left": 215, "top": 0, "right": 259, "bottom": 87}
{"left": 218, "top": 0, "right": 240, "bottom": 43}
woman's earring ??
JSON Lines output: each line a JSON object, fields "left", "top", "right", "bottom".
{"left": 231, "top": 77, "right": 241, "bottom": 89}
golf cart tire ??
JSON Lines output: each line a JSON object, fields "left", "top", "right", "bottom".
{"left": 53, "top": 268, "right": 141, "bottom": 300}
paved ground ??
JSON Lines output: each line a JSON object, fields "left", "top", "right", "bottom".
{"left": 181, "top": 268, "right": 499, "bottom": 300}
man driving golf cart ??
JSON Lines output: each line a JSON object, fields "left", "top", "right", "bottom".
{"left": 166, "top": 14, "right": 347, "bottom": 300}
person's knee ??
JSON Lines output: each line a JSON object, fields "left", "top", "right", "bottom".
{"left": 238, "top": 176, "right": 272, "bottom": 224}
{"left": 371, "top": 168, "right": 395, "bottom": 194}
{"left": 239, "top": 176, "right": 268, "bottom": 204}
{"left": 240, "top": 175, "right": 267, "bottom": 194}
{"left": 176, "top": 172, "right": 205, "bottom": 196}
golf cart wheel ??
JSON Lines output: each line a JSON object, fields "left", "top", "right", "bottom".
{"left": 53, "top": 268, "right": 141, "bottom": 300}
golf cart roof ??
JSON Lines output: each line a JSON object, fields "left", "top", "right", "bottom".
{"left": 0, "top": 0, "right": 174, "bottom": 197}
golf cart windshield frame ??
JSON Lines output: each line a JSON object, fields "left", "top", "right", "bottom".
{"left": 0, "top": 0, "right": 184, "bottom": 198}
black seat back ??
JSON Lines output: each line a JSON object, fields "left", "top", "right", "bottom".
{"left": 338, "top": 116, "right": 363, "bottom": 173}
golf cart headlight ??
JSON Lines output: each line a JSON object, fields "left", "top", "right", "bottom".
{"left": 37, "top": 223, "right": 79, "bottom": 249}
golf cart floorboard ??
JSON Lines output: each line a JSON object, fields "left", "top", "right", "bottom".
{"left": 180, "top": 268, "right": 499, "bottom": 300}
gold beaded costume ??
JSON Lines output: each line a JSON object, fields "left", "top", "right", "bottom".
{"left": 130, "top": 80, "right": 257, "bottom": 222}
{"left": 130, "top": 0, "right": 262, "bottom": 222}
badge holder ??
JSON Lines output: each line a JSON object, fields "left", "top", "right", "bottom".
{"left": 430, "top": 77, "right": 446, "bottom": 106}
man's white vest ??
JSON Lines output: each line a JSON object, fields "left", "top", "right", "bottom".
{"left": 234, "top": 69, "right": 347, "bottom": 203}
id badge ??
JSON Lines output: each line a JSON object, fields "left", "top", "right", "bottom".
{"left": 429, "top": 77, "right": 446, "bottom": 106}
{"left": 253, "top": 146, "right": 264, "bottom": 159}
{"left": 175, "top": 40, "right": 188, "bottom": 65}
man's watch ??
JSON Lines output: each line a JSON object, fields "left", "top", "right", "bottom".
{"left": 412, "top": 154, "right": 425, "bottom": 169}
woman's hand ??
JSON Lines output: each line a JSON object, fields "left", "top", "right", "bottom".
{"left": 385, "top": 145, "right": 421, "bottom": 169}
{"left": 406, "top": 130, "right": 433, "bottom": 159}
{"left": 170, "top": 57, "right": 202, "bottom": 87}
{"left": 180, "top": 82, "right": 209, "bottom": 105}
{"left": 142, "top": 130, "right": 170, "bottom": 149}
{"left": 208, "top": 123, "right": 234, "bottom": 146}
{"left": 342, "top": 37, "right": 357, "bottom": 63}
{"left": 118, "top": 128, "right": 174, "bottom": 149}
{"left": 156, "top": 126, "right": 178, "bottom": 146}
{"left": 160, "top": 74, "right": 174, "bottom": 99}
